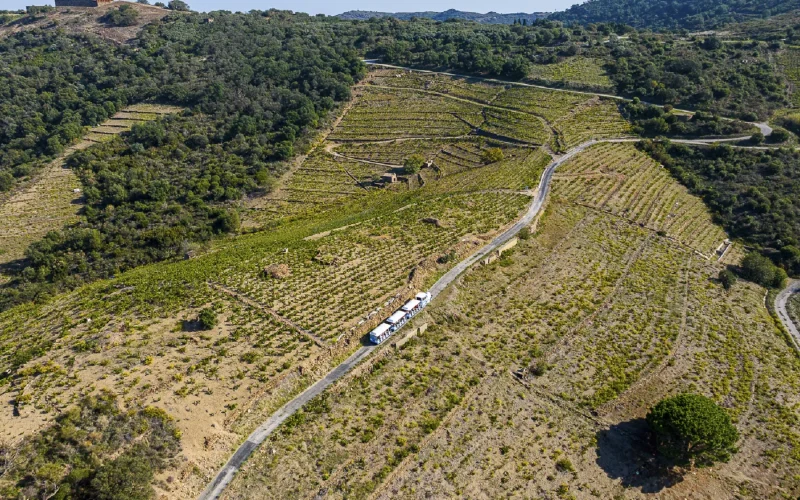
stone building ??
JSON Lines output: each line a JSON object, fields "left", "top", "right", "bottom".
{"left": 55, "top": 0, "right": 115, "bottom": 7}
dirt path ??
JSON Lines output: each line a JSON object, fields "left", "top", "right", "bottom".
{"left": 775, "top": 279, "right": 800, "bottom": 349}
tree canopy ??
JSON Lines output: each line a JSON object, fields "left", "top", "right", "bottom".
{"left": 647, "top": 393, "right": 739, "bottom": 467}
{"left": 552, "top": 0, "right": 800, "bottom": 31}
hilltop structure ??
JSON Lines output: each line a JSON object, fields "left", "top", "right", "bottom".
{"left": 55, "top": 0, "right": 115, "bottom": 6}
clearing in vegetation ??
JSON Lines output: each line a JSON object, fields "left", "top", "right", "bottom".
{"left": 528, "top": 56, "right": 614, "bottom": 92}
{"left": 0, "top": 104, "right": 181, "bottom": 282}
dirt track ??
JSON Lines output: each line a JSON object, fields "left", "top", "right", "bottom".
{"left": 775, "top": 279, "right": 800, "bottom": 349}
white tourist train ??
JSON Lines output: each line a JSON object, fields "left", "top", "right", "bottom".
{"left": 369, "top": 291, "right": 432, "bottom": 344}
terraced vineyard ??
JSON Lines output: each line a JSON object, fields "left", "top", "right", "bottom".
{"left": 528, "top": 56, "right": 614, "bottom": 91}
{"left": 552, "top": 97, "right": 632, "bottom": 150}
{"left": 0, "top": 104, "right": 181, "bottom": 281}
{"left": 493, "top": 86, "right": 589, "bottom": 122}
{"left": 223, "top": 196, "right": 800, "bottom": 499}
{"left": 552, "top": 142, "right": 727, "bottom": 257}
{"left": 330, "top": 87, "right": 481, "bottom": 141}
{"left": 7, "top": 65, "right": 777, "bottom": 500}
{"left": 222, "top": 192, "right": 529, "bottom": 343}
{"left": 367, "top": 68, "right": 506, "bottom": 104}
{"left": 480, "top": 107, "right": 550, "bottom": 144}
{"left": 778, "top": 46, "right": 800, "bottom": 106}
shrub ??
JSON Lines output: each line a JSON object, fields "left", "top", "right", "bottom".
{"left": 198, "top": 308, "right": 217, "bottom": 330}
{"left": 168, "top": 0, "right": 190, "bottom": 10}
{"left": 768, "top": 128, "right": 790, "bottom": 143}
{"left": 102, "top": 4, "right": 140, "bottom": 27}
{"left": 741, "top": 252, "right": 786, "bottom": 288}
{"left": 403, "top": 154, "right": 426, "bottom": 174}
{"left": 0, "top": 171, "right": 13, "bottom": 192}
{"left": 530, "top": 359, "right": 549, "bottom": 376}
{"left": 89, "top": 446, "right": 155, "bottom": 500}
{"left": 718, "top": 269, "right": 737, "bottom": 290}
{"left": 646, "top": 393, "right": 739, "bottom": 467}
{"left": 555, "top": 457, "right": 575, "bottom": 472}
{"left": 481, "top": 147, "right": 504, "bottom": 164}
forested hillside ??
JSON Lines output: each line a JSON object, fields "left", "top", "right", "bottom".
{"left": 337, "top": 9, "right": 547, "bottom": 24}
{"left": 368, "top": 20, "right": 787, "bottom": 119}
{"left": 553, "top": 0, "right": 800, "bottom": 30}
{"left": 0, "top": 10, "right": 363, "bottom": 309}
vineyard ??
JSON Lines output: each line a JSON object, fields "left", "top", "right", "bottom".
{"left": 3, "top": 66, "right": 774, "bottom": 500}
{"left": 778, "top": 46, "right": 800, "bottom": 106}
{"left": 528, "top": 57, "right": 614, "bottom": 91}
{"left": 0, "top": 104, "right": 181, "bottom": 282}
{"left": 552, "top": 142, "right": 728, "bottom": 258}
{"left": 552, "top": 97, "right": 632, "bottom": 150}
{"left": 329, "top": 87, "right": 481, "bottom": 141}
{"left": 367, "top": 68, "right": 506, "bottom": 104}
{"left": 218, "top": 191, "right": 529, "bottom": 343}
{"left": 223, "top": 196, "right": 800, "bottom": 499}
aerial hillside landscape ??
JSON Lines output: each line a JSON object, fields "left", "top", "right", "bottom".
{"left": 0, "top": 1, "right": 799, "bottom": 499}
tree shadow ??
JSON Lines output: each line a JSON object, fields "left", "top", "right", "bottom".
{"left": 595, "top": 418, "right": 685, "bottom": 494}
{"left": 181, "top": 319, "right": 205, "bottom": 332}
{"left": 0, "top": 257, "right": 27, "bottom": 279}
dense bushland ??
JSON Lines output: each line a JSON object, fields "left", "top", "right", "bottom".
{"left": 0, "top": 11, "right": 365, "bottom": 309}
{"left": 552, "top": 0, "right": 800, "bottom": 30}
{"left": 366, "top": 19, "right": 787, "bottom": 119}
{"left": 623, "top": 100, "right": 753, "bottom": 137}
{"left": 0, "top": 392, "right": 181, "bottom": 499}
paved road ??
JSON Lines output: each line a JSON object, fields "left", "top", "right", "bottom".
{"left": 198, "top": 138, "right": 598, "bottom": 499}
{"left": 775, "top": 279, "right": 800, "bottom": 349}
{"left": 198, "top": 345, "right": 375, "bottom": 500}
{"left": 430, "top": 140, "right": 596, "bottom": 298}
{"left": 198, "top": 131, "right": 775, "bottom": 499}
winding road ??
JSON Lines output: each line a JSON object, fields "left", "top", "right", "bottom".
{"left": 199, "top": 67, "right": 778, "bottom": 500}
{"left": 198, "top": 138, "right": 601, "bottom": 500}
{"left": 775, "top": 280, "right": 800, "bottom": 349}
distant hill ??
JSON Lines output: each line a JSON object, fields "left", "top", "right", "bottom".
{"left": 337, "top": 9, "right": 549, "bottom": 24}
{"left": 551, "top": 0, "right": 800, "bottom": 31}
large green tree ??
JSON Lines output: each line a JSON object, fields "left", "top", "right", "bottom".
{"left": 646, "top": 393, "right": 739, "bottom": 467}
